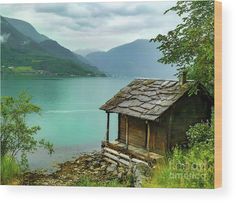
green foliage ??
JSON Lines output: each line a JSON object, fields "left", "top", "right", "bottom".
{"left": 187, "top": 122, "right": 214, "bottom": 148}
{"left": 152, "top": 1, "right": 214, "bottom": 94}
{"left": 0, "top": 92, "right": 54, "bottom": 170}
{"left": 1, "top": 155, "right": 21, "bottom": 185}
{"left": 144, "top": 116, "right": 214, "bottom": 188}
{"left": 75, "top": 176, "right": 129, "bottom": 187}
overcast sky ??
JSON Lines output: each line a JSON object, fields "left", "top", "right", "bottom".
{"left": 0, "top": 1, "right": 180, "bottom": 51}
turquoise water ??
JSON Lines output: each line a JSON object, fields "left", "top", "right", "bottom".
{"left": 1, "top": 75, "right": 132, "bottom": 171}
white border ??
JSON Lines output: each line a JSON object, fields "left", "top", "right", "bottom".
{"left": 1, "top": 0, "right": 235, "bottom": 203}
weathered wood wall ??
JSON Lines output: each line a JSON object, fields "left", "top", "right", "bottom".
{"left": 118, "top": 91, "right": 212, "bottom": 155}
{"left": 163, "top": 91, "right": 212, "bottom": 150}
{"left": 119, "top": 114, "right": 126, "bottom": 143}
{"left": 128, "top": 116, "right": 146, "bottom": 148}
{"left": 149, "top": 120, "right": 167, "bottom": 155}
{"left": 119, "top": 114, "right": 146, "bottom": 148}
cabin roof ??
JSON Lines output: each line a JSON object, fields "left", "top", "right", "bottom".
{"left": 100, "top": 79, "right": 204, "bottom": 121}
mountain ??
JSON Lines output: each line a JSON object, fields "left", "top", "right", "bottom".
{"left": 74, "top": 48, "right": 100, "bottom": 57}
{"left": 5, "top": 17, "right": 94, "bottom": 67}
{"left": 1, "top": 16, "right": 49, "bottom": 62}
{"left": 1, "top": 16, "right": 104, "bottom": 76}
{"left": 4, "top": 17, "right": 49, "bottom": 43}
{"left": 38, "top": 39, "right": 102, "bottom": 73}
{"left": 86, "top": 39, "right": 176, "bottom": 78}
{"left": 39, "top": 39, "right": 80, "bottom": 63}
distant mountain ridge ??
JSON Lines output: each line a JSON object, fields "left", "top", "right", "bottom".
{"left": 86, "top": 39, "right": 176, "bottom": 78}
{"left": 2, "top": 16, "right": 176, "bottom": 78}
{"left": 74, "top": 48, "right": 100, "bottom": 57}
{"left": 1, "top": 16, "right": 104, "bottom": 76}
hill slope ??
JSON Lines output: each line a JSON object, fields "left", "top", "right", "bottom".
{"left": 86, "top": 39, "right": 176, "bottom": 78}
{"left": 4, "top": 16, "right": 49, "bottom": 43}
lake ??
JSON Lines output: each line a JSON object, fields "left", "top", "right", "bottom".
{"left": 1, "top": 75, "right": 133, "bottom": 171}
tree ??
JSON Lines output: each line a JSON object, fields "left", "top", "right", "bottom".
{"left": 0, "top": 92, "right": 54, "bottom": 169}
{"left": 152, "top": 1, "right": 214, "bottom": 94}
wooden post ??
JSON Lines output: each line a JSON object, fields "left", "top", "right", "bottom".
{"left": 146, "top": 121, "right": 150, "bottom": 152}
{"left": 106, "top": 112, "right": 110, "bottom": 142}
{"left": 167, "top": 110, "right": 173, "bottom": 151}
{"left": 125, "top": 116, "right": 129, "bottom": 149}
{"left": 118, "top": 114, "right": 121, "bottom": 140}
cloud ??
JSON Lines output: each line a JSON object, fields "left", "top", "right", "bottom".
{"left": 0, "top": 33, "right": 11, "bottom": 43}
{"left": 35, "top": 3, "right": 158, "bottom": 17}
{"left": 0, "top": 2, "right": 180, "bottom": 50}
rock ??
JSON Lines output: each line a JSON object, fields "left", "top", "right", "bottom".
{"left": 101, "top": 165, "right": 107, "bottom": 170}
{"left": 117, "top": 172, "right": 123, "bottom": 179}
{"left": 132, "top": 163, "right": 151, "bottom": 187}
{"left": 92, "top": 161, "right": 100, "bottom": 168}
{"left": 135, "top": 163, "right": 151, "bottom": 177}
{"left": 23, "top": 151, "right": 135, "bottom": 186}
{"left": 112, "top": 170, "right": 118, "bottom": 176}
{"left": 106, "top": 163, "right": 117, "bottom": 173}
{"left": 134, "top": 176, "right": 142, "bottom": 187}
{"left": 118, "top": 166, "right": 125, "bottom": 173}
{"left": 127, "top": 168, "right": 132, "bottom": 176}
{"left": 100, "top": 161, "right": 106, "bottom": 166}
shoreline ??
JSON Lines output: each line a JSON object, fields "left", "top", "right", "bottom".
{"left": 22, "top": 150, "right": 151, "bottom": 187}
{"left": 23, "top": 151, "right": 131, "bottom": 186}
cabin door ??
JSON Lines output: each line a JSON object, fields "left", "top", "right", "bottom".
{"left": 128, "top": 117, "right": 146, "bottom": 148}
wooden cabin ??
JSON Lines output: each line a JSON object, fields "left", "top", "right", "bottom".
{"left": 100, "top": 77, "right": 213, "bottom": 164}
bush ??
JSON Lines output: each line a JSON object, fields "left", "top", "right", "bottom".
{"left": 1, "top": 156, "right": 21, "bottom": 185}
{"left": 144, "top": 118, "right": 214, "bottom": 188}
{"left": 1, "top": 92, "right": 54, "bottom": 170}
{"left": 186, "top": 122, "right": 214, "bottom": 148}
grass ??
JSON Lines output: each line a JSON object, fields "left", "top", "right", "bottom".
{"left": 143, "top": 150, "right": 214, "bottom": 189}
{"left": 143, "top": 159, "right": 184, "bottom": 188}
{"left": 0, "top": 155, "right": 21, "bottom": 185}
{"left": 75, "top": 176, "right": 130, "bottom": 187}
{"left": 12, "top": 66, "right": 35, "bottom": 73}
{"left": 144, "top": 120, "right": 214, "bottom": 189}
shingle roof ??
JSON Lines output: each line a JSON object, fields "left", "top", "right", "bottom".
{"left": 100, "top": 79, "right": 194, "bottom": 121}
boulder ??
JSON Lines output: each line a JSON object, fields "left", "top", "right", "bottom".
{"left": 132, "top": 163, "right": 151, "bottom": 187}
{"left": 112, "top": 170, "right": 118, "bottom": 176}
{"left": 117, "top": 172, "right": 123, "bottom": 179}
{"left": 106, "top": 163, "right": 117, "bottom": 173}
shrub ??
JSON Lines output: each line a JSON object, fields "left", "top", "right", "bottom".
{"left": 186, "top": 122, "right": 214, "bottom": 148}
{"left": 1, "top": 92, "right": 54, "bottom": 170}
{"left": 144, "top": 117, "right": 214, "bottom": 188}
{"left": 1, "top": 155, "right": 21, "bottom": 185}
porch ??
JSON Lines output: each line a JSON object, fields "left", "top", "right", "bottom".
{"left": 102, "top": 112, "right": 164, "bottom": 166}
{"left": 101, "top": 140, "right": 164, "bottom": 167}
